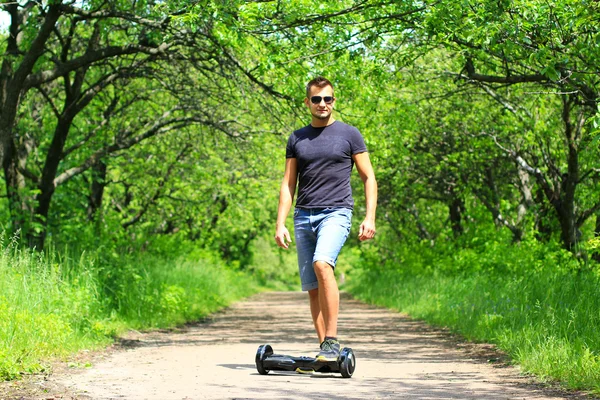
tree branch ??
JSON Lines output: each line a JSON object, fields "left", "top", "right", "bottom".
{"left": 477, "top": 82, "right": 533, "bottom": 119}
{"left": 579, "top": 168, "right": 600, "bottom": 183}
{"left": 10, "top": 4, "right": 61, "bottom": 90}
{"left": 122, "top": 144, "right": 190, "bottom": 229}
{"left": 34, "top": 85, "right": 61, "bottom": 119}
{"left": 54, "top": 115, "right": 211, "bottom": 187}
{"left": 578, "top": 201, "right": 600, "bottom": 228}
{"left": 487, "top": 133, "right": 556, "bottom": 203}
{"left": 62, "top": 95, "right": 121, "bottom": 159}
{"left": 24, "top": 43, "right": 170, "bottom": 90}
{"left": 17, "top": 165, "right": 39, "bottom": 183}
{"left": 57, "top": 4, "right": 170, "bottom": 29}
{"left": 464, "top": 58, "right": 547, "bottom": 84}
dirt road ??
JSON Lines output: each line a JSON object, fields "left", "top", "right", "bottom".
{"left": 5, "top": 292, "right": 591, "bottom": 399}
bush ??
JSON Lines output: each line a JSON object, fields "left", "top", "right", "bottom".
{"left": 348, "top": 236, "right": 600, "bottom": 394}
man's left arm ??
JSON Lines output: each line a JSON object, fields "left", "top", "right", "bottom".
{"left": 353, "top": 152, "right": 377, "bottom": 241}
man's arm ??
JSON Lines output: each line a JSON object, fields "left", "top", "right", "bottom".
{"left": 275, "top": 158, "right": 298, "bottom": 249}
{"left": 353, "top": 152, "right": 377, "bottom": 241}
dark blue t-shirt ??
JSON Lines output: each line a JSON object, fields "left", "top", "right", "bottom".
{"left": 286, "top": 121, "right": 367, "bottom": 209}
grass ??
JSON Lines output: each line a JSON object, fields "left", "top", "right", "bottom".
{"left": 348, "top": 238, "right": 600, "bottom": 395}
{"left": 0, "top": 236, "right": 261, "bottom": 380}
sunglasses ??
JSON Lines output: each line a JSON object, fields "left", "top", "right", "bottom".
{"left": 310, "top": 96, "right": 335, "bottom": 104}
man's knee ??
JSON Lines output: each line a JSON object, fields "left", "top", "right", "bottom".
{"left": 314, "top": 260, "right": 333, "bottom": 273}
{"left": 308, "top": 288, "right": 319, "bottom": 300}
{"left": 313, "top": 261, "right": 336, "bottom": 284}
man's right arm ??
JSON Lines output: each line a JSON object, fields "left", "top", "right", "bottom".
{"left": 275, "top": 158, "right": 298, "bottom": 249}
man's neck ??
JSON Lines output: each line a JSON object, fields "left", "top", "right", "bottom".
{"left": 311, "top": 117, "right": 335, "bottom": 128}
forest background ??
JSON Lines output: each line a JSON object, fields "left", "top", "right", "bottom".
{"left": 1, "top": 0, "right": 600, "bottom": 395}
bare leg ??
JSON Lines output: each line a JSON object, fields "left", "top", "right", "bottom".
{"left": 308, "top": 288, "right": 325, "bottom": 343}
{"left": 313, "top": 260, "right": 339, "bottom": 338}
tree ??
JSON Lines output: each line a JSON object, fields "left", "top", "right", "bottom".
{"left": 0, "top": 0, "right": 290, "bottom": 249}
{"left": 418, "top": 0, "right": 600, "bottom": 250}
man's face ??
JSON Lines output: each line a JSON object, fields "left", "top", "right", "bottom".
{"left": 304, "top": 85, "right": 335, "bottom": 120}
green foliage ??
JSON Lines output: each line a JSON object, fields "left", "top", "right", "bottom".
{"left": 349, "top": 232, "right": 600, "bottom": 393}
{"left": 586, "top": 236, "right": 600, "bottom": 257}
{"left": 2, "top": 1, "right": 600, "bottom": 393}
{"left": 422, "top": 0, "right": 600, "bottom": 85}
{"left": 105, "top": 250, "right": 259, "bottom": 328}
{"left": 0, "top": 234, "right": 261, "bottom": 380}
{"left": 0, "top": 236, "right": 107, "bottom": 379}
{"left": 246, "top": 234, "right": 298, "bottom": 290}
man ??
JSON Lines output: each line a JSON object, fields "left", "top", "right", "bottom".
{"left": 274, "top": 76, "right": 377, "bottom": 362}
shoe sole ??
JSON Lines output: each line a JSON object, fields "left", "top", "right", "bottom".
{"left": 315, "top": 355, "right": 338, "bottom": 362}
{"left": 295, "top": 368, "right": 315, "bottom": 374}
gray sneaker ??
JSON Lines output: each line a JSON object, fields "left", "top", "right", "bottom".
{"left": 316, "top": 338, "right": 340, "bottom": 362}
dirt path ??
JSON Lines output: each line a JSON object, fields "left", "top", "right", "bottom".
{"left": 3, "top": 292, "right": 593, "bottom": 399}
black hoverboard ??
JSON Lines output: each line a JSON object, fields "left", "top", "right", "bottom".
{"left": 255, "top": 344, "right": 356, "bottom": 378}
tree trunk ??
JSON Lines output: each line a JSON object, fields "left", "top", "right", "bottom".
{"left": 2, "top": 139, "right": 28, "bottom": 234}
{"left": 0, "top": 4, "right": 61, "bottom": 168}
{"left": 87, "top": 161, "right": 107, "bottom": 221}
{"left": 1, "top": 4, "right": 62, "bottom": 246}
{"left": 28, "top": 115, "right": 75, "bottom": 250}
{"left": 533, "top": 188, "right": 552, "bottom": 242}
{"left": 532, "top": 95, "right": 580, "bottom": 251}
{"left": 449, "top": 196, "right": 464, "bottom": 237}
{"left": 556, "top": 202, "right": 578, "bottom": 251}
{"left": 407, "top": 204, "right": 431, "bottom": 241}
{"left": 516, "top": 168, "right": 534, "bottom": 225}
{"left": 593, "top": 214, "right": 600, "bottom": 263}
{"left": 556, "top": 94, "right": 580, "bottom": 251}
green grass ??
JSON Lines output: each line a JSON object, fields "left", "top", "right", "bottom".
{"left": 348, "top": 239, "right": 600, "bottom": 395}
{"left": 0, "top": 236, "right": 261, "bottom": 380}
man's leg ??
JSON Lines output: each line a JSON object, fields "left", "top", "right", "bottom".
{"left": 312, "top": 209, "right": 351, "bottom": 361}
{"left": 313, "top": 261, "right": 339, "bottom": 338}
{"left": 308, "top": 288, "right": 325, "bottom": 343}
{"left": 293, "top": 208, "right": 322, "bottom": 343}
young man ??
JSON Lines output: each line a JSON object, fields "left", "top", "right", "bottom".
{"left": 274, "top": 76, "right": 377, "bottom": 361}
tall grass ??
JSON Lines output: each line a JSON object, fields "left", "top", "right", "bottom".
{"left": 348, "top": 237, "right": 600, "bottom": 394}
{"left": 109, "top": 252, "right": 259, "bottom": 329}
{"left": 0, "top": 235, "right": 260, "bottom": 380}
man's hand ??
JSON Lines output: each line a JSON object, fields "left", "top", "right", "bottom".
{"left": 358, "top": 218, "right": 376, "bottom": 241}
{"left": 275, "top": 225, "right": 292, "bottom": 249}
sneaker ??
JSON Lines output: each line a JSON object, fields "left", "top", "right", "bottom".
{"left": 316, "top": 338, "right": 341, "bottom": 362}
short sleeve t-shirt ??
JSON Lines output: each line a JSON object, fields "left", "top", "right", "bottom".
{"left": 286, "top": 121, "right": 367, "bottom": 209}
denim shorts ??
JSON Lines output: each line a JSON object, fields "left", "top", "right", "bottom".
{"left": 293, "top": 207, "right": 352, "bottom": 291}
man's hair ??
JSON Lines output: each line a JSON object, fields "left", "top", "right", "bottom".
{"left": 306, "top": 76, "right": 334, "bottom": 98}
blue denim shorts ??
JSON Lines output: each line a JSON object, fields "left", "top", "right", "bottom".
{"left": 293, "top": 207, "right": 352, "bottom": 291}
